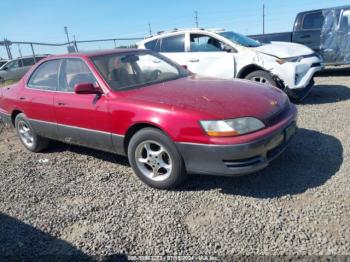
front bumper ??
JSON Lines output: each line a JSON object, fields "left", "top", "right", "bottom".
{"left": 176, "top": 121, "right": 297, "bottom": 176}
{"left": 273, "top": 56, "right": 323, "bottom": 90}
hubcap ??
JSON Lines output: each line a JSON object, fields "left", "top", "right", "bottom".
{"left": 251, "top": 76, "right": 269, "bottom": 84}
{"left": 18, "top": 121, "right": 34, "bottom": 148}
{"left": 135, "top": 140, "right": 172, "bottom": 182}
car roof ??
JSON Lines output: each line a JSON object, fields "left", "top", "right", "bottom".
{"left": 141, "top": 28, "right": 224, "bottom": 42}
{"left": 46, "top": 49, "right": 141, "bottom": 59}
{"left": 297, "top": 4, "right": 350, "bottom": 15}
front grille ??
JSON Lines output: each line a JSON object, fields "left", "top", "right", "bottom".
{"left": 311, "top": 62, "right": 321, "bottom": 68}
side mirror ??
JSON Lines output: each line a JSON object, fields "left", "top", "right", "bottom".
{"left": 222, "top": 45, "right": 236, "bottom": 53}
{"left": 74, "top": 82, "right": 103, "bottom": 95}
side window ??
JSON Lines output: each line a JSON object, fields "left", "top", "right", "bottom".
{"left": 28, "top": 60, "right": 60, "bottom": 90}
{"left": 302, "top": 12, "right": 325, "bottom": 30}
{"left": 341, "top": 9, "right": 350, "bottom": 29}
{"left": 160, "top": 34, "right": 185, "bottom": 52}
{"left": 22, "top": 58, "right": 35, "bottom": 66}
{"left": 144, "top": 39, "right": 161, "bottom": 52}
{"left": 58, "top": 59, "right": 96, "bottom": 92}
{"left": 4, "top": 60, "right": 19, "bottom": 70}
{"left": 190, "top": 34, "right": 224, "bottom": 52}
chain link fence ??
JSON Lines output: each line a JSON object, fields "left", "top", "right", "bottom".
{"left": 0, "top": 37, "right": 144, "bottom": 60}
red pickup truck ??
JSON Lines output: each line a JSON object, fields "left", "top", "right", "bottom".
{"left": 0, "top": 49, "right": 297, "bottom": 189}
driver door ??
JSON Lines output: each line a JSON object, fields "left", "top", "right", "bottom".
{"left": 184, "top": 33, "right": 235, "bottom": 79}
{"left": 54, "top": 58, "right": 113, "bottom": 152}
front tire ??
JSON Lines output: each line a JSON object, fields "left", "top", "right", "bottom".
{"left": 128, "top": 128, "right": 186, "bottom": 189}
{"left": 15, "top": 113, "right": 49, "bottom": 152}
{"left": 245, "top": 70, "right": 277, "bottom": 87}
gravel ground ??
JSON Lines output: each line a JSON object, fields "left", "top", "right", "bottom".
{"left": 0, "top": 70, "right": 350, "bottom": 260}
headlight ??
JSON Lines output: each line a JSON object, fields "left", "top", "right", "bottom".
{"left": 276, "top": 56, "right": 302, "bottom": 64}
{"left": 200, "top": 117, "right": 265, "bottom": 137}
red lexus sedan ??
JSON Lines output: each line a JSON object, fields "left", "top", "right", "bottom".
{"left": 0, "top": 49, "right": 297, "bottom": 189}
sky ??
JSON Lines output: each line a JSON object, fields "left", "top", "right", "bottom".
{"left": 1, "top": 0, "right": 349, "bottom": 58}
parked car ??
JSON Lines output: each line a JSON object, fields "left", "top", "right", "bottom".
{"left": 250, "top": 5, "right": 350, "bottom": 65}
{"left": 0, "top": 49, "right": 297, "bottom": 189}
{"left": 0, "top": 55, "right": 47, "bottom": 83}
{"left": 138, "top": 28, "right": 323, "bottom": 101}
{"left": 0, "top": 59, "right": 9, "bottom": 68}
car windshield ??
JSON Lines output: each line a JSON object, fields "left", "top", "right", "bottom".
{"left": 219, "top": 31, "right": 261, "bottom": 47}
{"left": 91, "top": 51, "right": 190, "bottom": 91}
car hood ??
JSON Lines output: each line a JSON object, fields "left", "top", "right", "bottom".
{"left": 254, "top": 41, "right": 314, "bottom": 58}
{"left": 122, "top": 75, "right": 290, "bottom": 122}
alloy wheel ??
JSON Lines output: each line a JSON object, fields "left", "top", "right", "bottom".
{"left": 135, "top": 140, "right": 172, "bottom": 182}
{"left": 18, "top": 121, "right": 34, "bottom": 148}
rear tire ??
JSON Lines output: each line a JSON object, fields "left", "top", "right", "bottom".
{"left": 15, "top": 113, "right": 49, "bottom": 152}
{"left": 128, "top": 128, "right": 186, "bottom": 189}
{"left": 245, "top": 70, "right": 277, "bottom": 87}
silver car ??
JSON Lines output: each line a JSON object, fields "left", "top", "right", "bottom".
{"left": 0, "top": 55, "right": 47, "bottom": 83}
{"left": 0, "top": 59, "right": 8, "bottom": 68}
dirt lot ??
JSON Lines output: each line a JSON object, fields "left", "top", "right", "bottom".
{"left": 0, "top": 69, "right": 350, "bottom": 260}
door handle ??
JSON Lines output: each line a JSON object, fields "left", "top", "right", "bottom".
{"left": 57, "top": 102, "right": 66, "bottom": 106}
{"left": 188, "top": 58, "right": 200, "bottom": 63}
{"left": 19, "top": 97, "right": 26, "bottom": 100}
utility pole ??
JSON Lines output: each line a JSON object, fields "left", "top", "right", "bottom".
{"left": 64, "top": 26, "right": 70, "bottom": 44}
{"left": 148, "top": 23, "right": 152, "bottom": 36}
{"left": 195, "top": 11, "right": 199, "bottom": 28}
{"left": 3, "top": 38, "right": 13, "bottom": 60}
{"left": 73, "top": 35, "right": 79, "bottom": 52}
{"left": 17, "top": 44, "right": 23, "bottom": 59}
{"left": 262, "top": 4, "right": 265, "bottom": 34}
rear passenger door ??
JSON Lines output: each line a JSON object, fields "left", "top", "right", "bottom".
{"left": 23, "top": 59, "right": 60, "bottom": 139}
{"left": 145, "top": 34, "right": 188, "bottom": 67}
{"left": 184, "top": 33, "right": 235, "bottom": 79}
{"left": 54, "top": 58, "right": 113, "bottom": 152}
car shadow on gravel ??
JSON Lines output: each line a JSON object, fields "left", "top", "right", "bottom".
{"left": 0, "top": 213, "right": 91, "bottom": 261}
{"left": 182, "top": 128, "right": 343, "bottom": 198}
{"left": 0, "top": 213, "right": 130, "bottom": 261}
{"left": 299, "top": 84, "right": 350, "bottom": 105}
{"left": 44, "top": 141, "right": 130, "bottom": 167}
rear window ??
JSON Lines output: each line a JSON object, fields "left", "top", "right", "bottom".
{"left": 22, "top": 58, "right": 36, "bottom": 66}
{"left": 144, "top": 39, "right": 161, "bottom": 52}
{"left": 160, "top": 35, "right": 185, "bottom": 52}
{"left": 302, "top": 12, "right": 324, "bottom": 30}
{"left": 27, "top": 60, "right": 60, "bottom": 90}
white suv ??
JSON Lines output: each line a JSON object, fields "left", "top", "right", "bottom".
{"left": 139, "top": 28, "right": 323, "bottom": 100}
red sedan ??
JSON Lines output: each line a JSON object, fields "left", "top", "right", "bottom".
{"left": 0, "top": 49, "right": 297, "bottom": 189}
